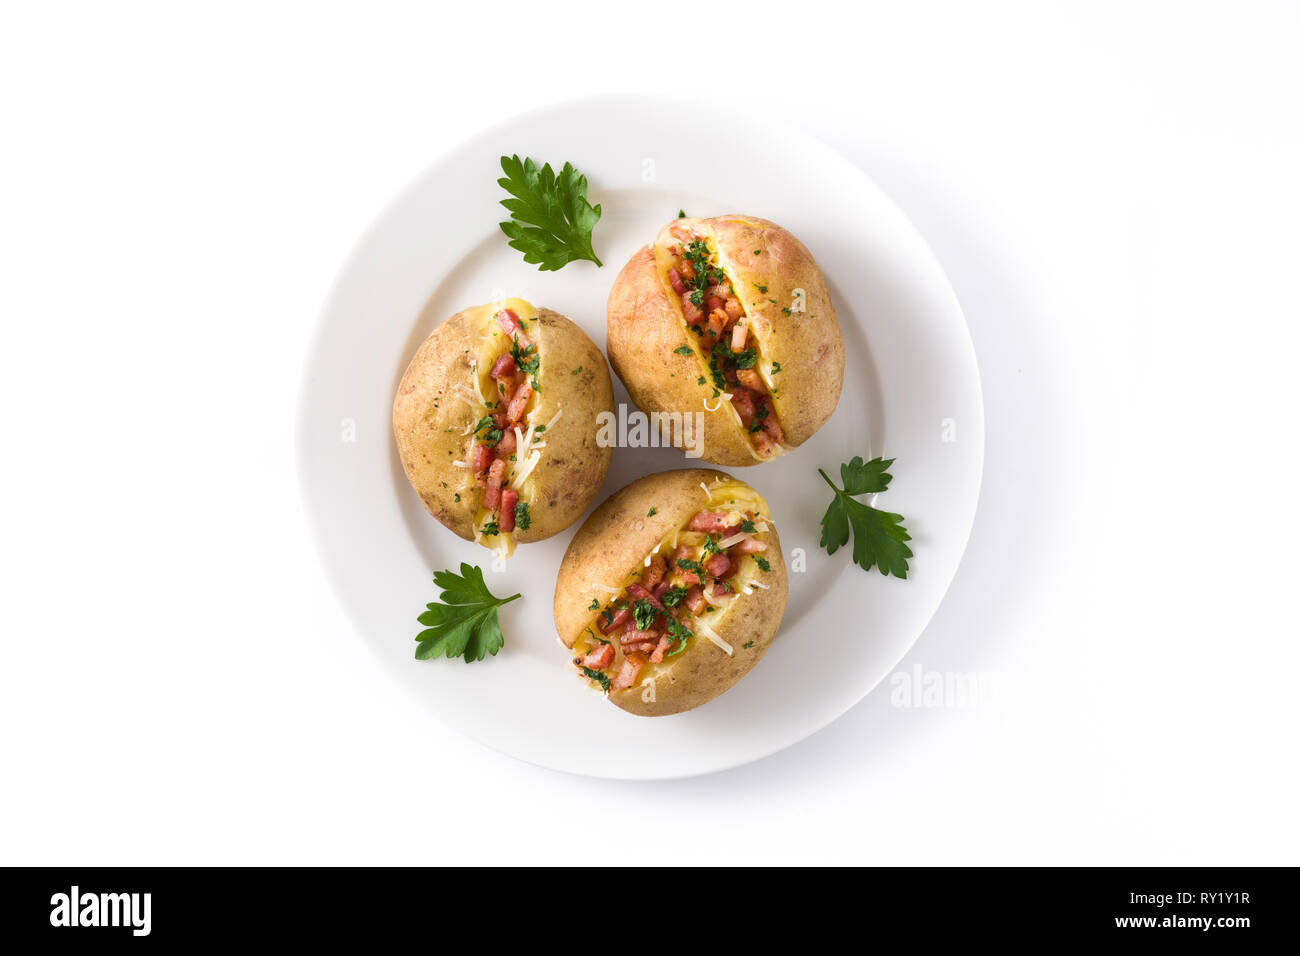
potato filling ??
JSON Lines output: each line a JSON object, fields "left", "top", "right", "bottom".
{"left": 665, "top": 231, "right": 785, "bottom": 457}
{"left": 469, "top": 308, "right": 537, "bottom": 537}
{"left": 573, "top": 505, "right": 773, "bottom": 692}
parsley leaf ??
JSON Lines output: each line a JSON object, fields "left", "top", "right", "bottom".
{"left": 632, "top": 598, "right": 658, "bottom": 631}
{"left": 818, "top": 458, "right": 912, "bottom": 578}
{"left": 514, "top": 501, "right": 531, "bottom": 531}
{"left": 414, "top": 563, "right": 520, "bottom": 662}
{"left": 581, "top": 665, "right": 611, "bottom": 692}
{"left": 497, "top": 155, "right": 602, "bottom": 271}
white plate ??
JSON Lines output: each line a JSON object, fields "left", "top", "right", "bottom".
{"left": 297, "top": 96, "right": 983, "bottom": 779}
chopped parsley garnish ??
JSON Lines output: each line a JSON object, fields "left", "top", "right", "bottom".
{"left": 480, "top": 519, "right": 500, "bottom": 537}
{"left": 632, "top": 598, "right": 657, "bottom": 631}
{"left": 647, "top": 507, "right": 658, "bottom": 517}
{"left": 588, "top": 598, "right": 600, "bottom": 611}
{"left": 673, "top": 344, "right": 694, "bottom": 356}
{"left": 754, "top": 556, "right": 771, "bottom": 573}
{"left": 661, "top": 585, "right": 688, "bottom": 608}
{"left": 581, "top": 666, "right": 611, "bottom": 692}
{"left": 514, "top": 501, "right": 530, "bottom": 531}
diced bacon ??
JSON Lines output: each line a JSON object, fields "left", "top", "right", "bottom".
{"left": 737, "top": 368, "right": 764, "bottom": 392}
{"left": 613, "top": 653, "right": 647, "bottom": 690}
{"left": 498, "top": 488, "right": 519, "bottom": 532}
{"left": 641, "top": 554, "right": 667, "bottom": 591}
{"left": 470, "top": 442, "right": 493, "bottom": 479}
{"left": 684, "top": 585, "right": 707, "bottom": 615}
{"left": 627, "top": 583, "right": 665, "bottom": 613}
{"left": 681, "top": 297, "right": 703, "bottom": 325}
{"left": 673, "top": 545, "right": 702, "bottom": 585}
{"left": 489, "top": 353, "right": 518, "bottom": 381}
{"left": 733, "top": 535, "right": 768, "bottom": 554}
{"left": 669, "top": 222, "right": 695, "bottom": 243}
{"left": 710, "top": 581, "right": 734, "bottom": 598}
{"left": 761, "top": 411, "right": 784, "bottom": 445}
{"left": 678, "top": 258, "right": 695, "bottom": 281}
{"left": 581, "top": 644, "right": 614, "bottom": 669}
{"left": 620, "top": 627, "right": 661, "bottom": 644}
{"left": 668, "top": 269, "right": 687, "bottom": 295}
{"left": 495, "top": 309, "right": 531, "bottom": 348}
{"left": 689, "top": 511, "right": 738, "bottom": 533}
{"left": 652, "top": 580, "right": 673, "bottom": 601}
{"left": 599, "top": 606, "right": 632, "bottom": 635}
{"left": 494, "top": 428, "right": 517, "bottom": 457}
{"left": 483, "top": 458, "right": 506, "bottom": 510}
{"left": 725, "top": 298, "right": 743, "bottom": 322}
{"left": 704, "top": 553, "right": 731, "bottom": 579}
{"left": 707, "top": 309, "right": 728, "bottom": 338}
{"left": 650, "top": 634, "right": 674, "bottom": 663}
{"left": 751, "top": 429, "right": 778, "bottom": 457}
{"left": 491, "top": 410, "right": 508, "bottom": 430}
{"left": 505, "top": 382, "right": 532, "bottom": 424}
{"left": 706, "top": 294, "right": 725, "bottom": 314}
{"left": 730, "top": 387, "right": 757, "bottom": 426}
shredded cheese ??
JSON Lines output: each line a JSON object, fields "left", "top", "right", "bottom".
{"left": 590, "top": 583, "right": 623, "bottom": 595}
{"left": 748, "top": 579, "right": 770, "bottom": 590}
{"left": 717, "top": 532, "right": 749, "bottom": 550}
{"left": 450, "top": 460, "right": 470, "bottom": 469}
{"left": 509, "top": 449, "right": 542, "bottom": 490}
{"left": 544, "top": 405, "right": 563, "bottom": 432}
{"left": 696, "top": 621, "right": 734, "bottom": 656}
{"left": 699, "top": 482, "right": 713, "bottom": 502}
{"left": 703, "top": 392, "right": 731, "bottom": 412}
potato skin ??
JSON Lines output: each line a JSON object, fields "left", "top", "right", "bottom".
{"left": 606, "top": 215, "right": 845, "bottom": 466}
{"left": 553, "top": 469, "right": 789, "bottom": 717}
{"left": 392, "top": 304, "right": 614, "bottom": 544}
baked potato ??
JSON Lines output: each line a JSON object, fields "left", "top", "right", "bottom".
{"left": 554, "top": 469, "right": 788, "bottom": 716}
{"left": 393, "top": 298, "right": 614, "bottom": 556}
{"left": 607, "top": 215, "right": 845, "bottom": 466}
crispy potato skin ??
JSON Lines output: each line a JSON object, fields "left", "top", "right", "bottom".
{"left": 553, "top": 469, "right": 789, "bottom": 717}
{"left": 392, "top": 305, "right": 613, "bottom": 544}
{"left": 606, "top": 215, "right": 845, "bottom": 466}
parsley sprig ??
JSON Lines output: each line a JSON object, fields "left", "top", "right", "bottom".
{"left": 818, "top": 457, "right": 913, "bottom": 578}
{"left": 414, "top": 563, "right": 520, "bottom": 662}
{"left": 497, "top": 155, "right": 602, "bottom": 271}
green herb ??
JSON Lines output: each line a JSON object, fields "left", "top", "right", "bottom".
{"left": 588, "top": 598, "right": 600, "bottom": 611}
{"left": 514, "top": 501, "right": 531, "bottom": 531}
{"left": 742, "top": 641, "right": 755, "bottom": 649}
{"left": 781, "top": 307, "right": 792, "bottom": 317}
{"left": 770, "top": 361, "right": 782, "bottom": 373}
{"left": 733, "top": 347, "right": 758, "bottom": 370}
{"left": 696, "top": 376, "right": 706, "bottom": 386}
{"left": 702, "top": 535, "right": 720, "bottom": 556}
{"left": 473, "top": 415, "right": 494, "bottom": 434}
{"left": 673, "top": 344, "right": 694, "bottom": 356}
{"left": 677, "top": 209, "right": 687, "bottom": 218}
{"left": 752, "top": 249, "right": 761, "bottom": 255}
{"left": 661, "top": 585, "right": 688, "bottom": 608}
{"left": 676, "top": 557, "right": 702, "bottom": 573}
{"left": 414, "top": 563, "right": 520, "bottom": 662}
{"left": 497, "top": 155, "right": 602, "bottom": 271}
{"left": 600, "top": 606, "right": 614, "bottom": 626}
{"left": 753, "top": 282, "right": 768, "bottom": 293}
{"left": 534, "top": 424, "right": 547, "bottom": 434}
{"left": 481, "top": 519, "right": 500, "bottom": 537}
{"left": 818, "top": 457, "right": 912, "bottom": 578}
{"left": 632, "top": 598, "right": 657, "bottom": 631}
{"left": 484, "top": 427, "right": 503, "bottom": 446}
{"left": 647, "top": 507, "right": 658, "bottom": 517}
{"left": 754, "top": 556, "right": 771, "bottom": 573}
{"left": 571, "top": 366, "right": 583, "bottom": 375}
{"left": 510, "top": 340, "right": 541, "bottom": 390}
{"left": 453, "top": 493, "right": 461, "bottom": 503}
{"left": 665, "top": 616, "right": 693, "bottom": 655}
{"left": 740, "top": 519, "right": 756, "bottom": 533}
{"left": 581, "top": 666, "right": 611, "bottom": 692}
{"left": 749, "top": 423, "right": 763, "bottom": 433}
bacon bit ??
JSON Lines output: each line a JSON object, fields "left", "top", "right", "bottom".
{"left": 641, "top": 554, "right": 667, "bottom": 591}
{"left": 494, "top": 428, "right": 517, "bottom": 457}
{"left": 495, "top": 308, "right": 531, "bottom": 348}
{"left": 505, "top": 382, "right": 532, "bottom": 424}
{"left": 706, "top": 294, "right": 725, "bottom": 314}
{"left": 581, "top": 644, "right": 614, "bottom": 669}
{"left": 650, "top": 634, "right": 674, "bottom": 664}
{"left": 620, "top": 628, "right": 661, "bottom": 646}
{"left": 626, "top": 582, "right": 666, "bottom": 613}
{"left": 599, "top": 606, "right": 632, "bottom": 635}
{"left": 489, "top": 353, "right": 518, "bottom": 381}
{"left": 689, "top": 511, "right": 738, "bottom": 533}
{"left": 681, "top": 297, "right": 704, "bottom": 325}
{"left": 725, "top": 298, "right": 743, "bottom": 322}
{"left": 730, "top": 387, "right": 757, "bottom": 426}
{"left": 751, "top": 429, "right": 778, "bottom": 457}
{"left": 651, "top": 579, "right": 673, "bottom": 601}
{"left": 737, "top": 368, "right": 765, "bottom": 392}
{"left": 491, "top": 409, "right": 508, "bottom": 430}
{"left": 760, "top": 410, "right": 784, "bottom": 445}
{"left": 470, "top": 442, "right": 493, "bottom": 479}
{"left": 668, "top": 268, "right": 687, "bottom": 295}
{"left": 678, "top": 258, "right": 695, "bottom": 281}
{"left": 704, "top": 553, "right": 731, "bottom": 579}
{"left": 613, "top": 653, "right": 647, "bottom": 690}
{"left": 483, "top": 458, "right": 506, "bottom": 510}
{"left": 707, "top": 309, "right": 728, "bottom": 338}
{"left": 684, "top": 585, "right": 707, "bottom": 615}
{"left": 673, "top": 544, "right": 702, "bottom": 585}
{"left": 710, "top": 581, "right": 734, "bottom": 598}
{"left": 498, "top": 488, "right": 519, "bottom": 532}
{"left": 733, "top": 535, "right": 768, "bottom": 554}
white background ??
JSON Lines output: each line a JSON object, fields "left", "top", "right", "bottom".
{"left": 2, "top": 1, "right": 1296, "bottom": 864}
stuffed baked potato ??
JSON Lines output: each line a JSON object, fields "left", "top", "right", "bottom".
{"left": 607, "top": 215, "right": 845, "bottom": 466}
{"left": 554, "top": 469, "right": 788, "bottom": 716}
{"left": 393, "top": 298, "right": 614, "bottom": 557}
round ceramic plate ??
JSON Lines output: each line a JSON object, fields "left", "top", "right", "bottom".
{"left": 297, "top": 96, "right": 983, "bottom": 779}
